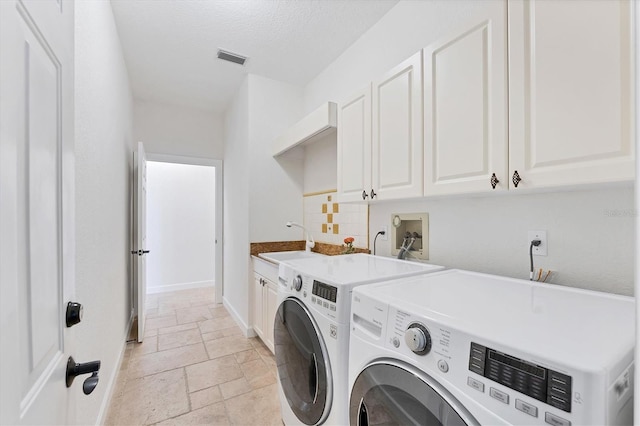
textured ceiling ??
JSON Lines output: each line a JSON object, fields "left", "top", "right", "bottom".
{"left": 110, "top": 0, "right": 398, "bottom": 112}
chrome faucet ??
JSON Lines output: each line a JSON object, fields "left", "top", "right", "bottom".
{"left": 397, "top": 232, "right": 419, "bottom": 260}
{"left": 286, "top": 221, "right": 315, "bottom": 252}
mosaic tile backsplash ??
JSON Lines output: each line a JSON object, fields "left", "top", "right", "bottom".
{"left": 303, "top": 192, "right": 368, "bottom": 248}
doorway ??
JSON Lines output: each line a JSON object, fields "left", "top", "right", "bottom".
{"left": 145, "top": 154, "right": 223, "bottom": 304}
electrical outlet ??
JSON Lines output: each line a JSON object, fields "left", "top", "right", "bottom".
{"left": 528, "top": 230, "right": 547, "bottom": 256}
{"left": 380, "top": 226, "right": 388, "bottom": 241}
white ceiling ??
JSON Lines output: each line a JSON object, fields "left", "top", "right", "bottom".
{"left": 110, "top": 0, "right": 398, "bottom": 112}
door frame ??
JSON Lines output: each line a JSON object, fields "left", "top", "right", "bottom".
{"left": 145, "top": 153, "right": 223, "bottom": 304}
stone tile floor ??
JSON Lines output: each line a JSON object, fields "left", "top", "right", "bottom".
{"left": 105, "top": 287, "right": 282, "bottom": 425}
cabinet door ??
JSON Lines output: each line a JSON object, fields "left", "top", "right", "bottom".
{"left": 372, "top": 51, "right": 423, "bottom": 200}
{"left": 508, "top": 0, "right": 634, "bottom": 188}
{"left": 338, "top": 85, "right": 372, "bottom": 202}
{"left": 253, "top": 274, "right": 265, "bottom": 340}
{"left": 424, "top": 2, "right": 508, "bottom": 195}
{"left": 263, "top": 280, "right": 278, "bottom": 354}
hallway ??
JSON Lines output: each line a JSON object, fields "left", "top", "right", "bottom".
{"left": 105, "top": 287, "right": 281, "bottom": 425}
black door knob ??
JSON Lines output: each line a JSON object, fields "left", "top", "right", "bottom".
{"left": 66, "top": 356, "right": 101, "bottom": 395}
{"left": 66, "top": 302, "right": 83, "bottom": 327}
{"left": 130, "top": 250, "right": 150, "bottom": 256}
{"left": 83, "top": 373, "right": 99, "bottom": 395}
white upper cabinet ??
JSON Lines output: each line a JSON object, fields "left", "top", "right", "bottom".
{"left": 337, "top": 85, "right": 372, "bottom": 202}
{"left": 508, "top": 0, "right": 635, "bottom": 188}
{"left": 424, "top": 2, "right": 508, "bottom": 195}
{"left": 372, "top": 51, "right": 424, "bottom": 200}
{"left": 339, "top": 0, "right": 634, "bottom": 202}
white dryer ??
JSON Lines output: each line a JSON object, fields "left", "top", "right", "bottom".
{"left": 349, "top": 270, "right": 635, "bottom": 425}
{"left": 274, "top": 254, "right": 444, "bottom": 425}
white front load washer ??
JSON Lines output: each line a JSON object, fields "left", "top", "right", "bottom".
{"left": 274, "top": 254, "right": 444, "bottom": 425}
{"left": 349, "top": 269, "right": 635, "bottom": 425}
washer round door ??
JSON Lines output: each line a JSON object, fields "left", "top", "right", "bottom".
{"left": 275, "top": 298, "right": 332, "bottom": 425}
{"left": 350, "top": 361, "right": 479, "bottom": 426}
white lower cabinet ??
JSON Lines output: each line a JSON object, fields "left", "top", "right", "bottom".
{"left": 264, "top": 280, "right": 278, "bottom": 351}
{"left": 252, "top": 258, "right": 278, "bottom": 354}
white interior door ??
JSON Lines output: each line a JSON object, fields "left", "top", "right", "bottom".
{"left": 134, "top": 142, "right": 148, "bottom": 342}
{"left": 0, "top": 0, "right": 77, "bottom": 424}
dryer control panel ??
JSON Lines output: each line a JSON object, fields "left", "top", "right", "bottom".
{"left": 312, "top": 280, "right": 337, "bottom": 303}
{"left": 469, "top": 342, "right": 572, "bottom": 413}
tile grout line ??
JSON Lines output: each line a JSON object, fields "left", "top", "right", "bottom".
{"left": 182, "top": 366, "right": 192, "bottom": 414}
{"left": 109, "top": 287, "right": 281, "bottom": 425}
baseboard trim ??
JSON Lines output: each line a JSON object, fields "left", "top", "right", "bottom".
{"left": 222, "top": 296, "right": 256, "bottom": 338}
{"left": 147, "top": 280, "right": 215, "bottom": 294}
{"left": 95, "top": 312, "right": 133, "bottom": 425}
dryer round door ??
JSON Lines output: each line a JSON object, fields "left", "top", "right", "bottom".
{"left": 350, "top": 361, "right": 479, "bottom": 426}
{"left": 275, "top": 298, "right": 332, "bottom": 425}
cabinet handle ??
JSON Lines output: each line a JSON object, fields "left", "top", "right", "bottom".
{"left": 370, "top": 189, "right": 377, "bottom": 199}
{"left": 362, "top": 190, "right": 368, "bottom": 200}
{"left": 512, "top": 170, "right": 522, "bottom": 188}
{"left": 490, "top": 173, "right": 499, "bottom": 189}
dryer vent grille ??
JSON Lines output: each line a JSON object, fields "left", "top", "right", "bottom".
{"left": 217, "top": 49, "right": 247, "bottom": 65}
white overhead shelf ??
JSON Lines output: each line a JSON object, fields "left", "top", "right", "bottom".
{"left": 273, "top": 102, "right": 337, "bottom": 157}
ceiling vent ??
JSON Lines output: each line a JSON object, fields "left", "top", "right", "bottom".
{"left": 217, "top": 49, "right": 247, "bottom": 66}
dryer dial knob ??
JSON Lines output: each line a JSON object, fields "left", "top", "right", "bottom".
{"left": 293, "top": 275, "right": 303, "bottom": 292}
{"left": 404, "top": 323, "right": 432, "bottom": 355}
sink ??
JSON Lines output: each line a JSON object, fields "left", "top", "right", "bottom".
{"left": 258, "top": 250, "right": 325, "bottom": 264}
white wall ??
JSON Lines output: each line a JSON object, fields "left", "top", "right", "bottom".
{"left": 146, "top": 162, "right": 215, "bottom": 293}
{"left": 370, "top": 186, "right": 635, "bottom": 296}
{"left": 303, "top": 132, "right": 337, "bottom": 193}
{"left": 248, "top": 74, "right": 305, "bottom": 243}
{"left": 634, "top": 5, "right": 639, "bottom": 416}
{"left": 134, "top": 99, "right": 224, "bottom": 159}
{"left": 223, "top": 74, "right": 305, "bottom": 335}
{"left": 301, "top": 0, "right": 635, "bottom": 295}
{"left": 304, "top": 0, "right": 498, "bottom": 112}
{"left": 74, "top": 1, "right": 133, "bottom": 424}
{"left": 223, "top": 77, "right": 251, "bottom": 332}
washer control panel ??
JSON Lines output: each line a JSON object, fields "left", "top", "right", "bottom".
{"left": 404, "top": 322, "right": 432, "bottom": 355}
{"left": 293, "top": 275, "right": 303, "bottom": 291}
{"left": 469, "top": 342, "right": 572, "bottom": 413}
